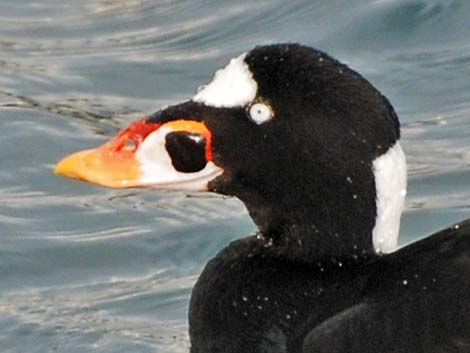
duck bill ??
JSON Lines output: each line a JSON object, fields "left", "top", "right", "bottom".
{"left": 54, "top": 146, "right": 143, "bottom": 188}
{"left": 54, "top": 118, "right": 224, "bottom": 190}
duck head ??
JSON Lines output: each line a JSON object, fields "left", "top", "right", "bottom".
{"left": 55, "top": 44, "right": 406, "bottom": 261}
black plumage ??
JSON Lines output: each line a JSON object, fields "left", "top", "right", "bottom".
{"left": 148, "top": 44, "right": 470, "bottom": 352}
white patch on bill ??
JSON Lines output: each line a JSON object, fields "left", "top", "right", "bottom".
{"left": 372, "top": 142, "right": 407, "bottom": 254}
{"left": 135, "top": 126, "right": 223, "bottom": 190}
{"left": 193, "top": 53, "right": 258, "bottom": 108}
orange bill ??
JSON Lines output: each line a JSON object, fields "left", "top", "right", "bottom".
{"left": 54, "top": 118, "right": 223, "bottom": 190}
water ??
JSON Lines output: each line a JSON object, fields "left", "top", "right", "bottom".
{"left": 1, "top": 0, "right": 470, "bottom": 352}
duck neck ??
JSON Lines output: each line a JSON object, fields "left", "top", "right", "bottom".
{"left": 227, "top": 141, "right": 407, "bottom": 264}
{"left": 260, "top": 209, "right": 378, "bottom": 266}
{"left": 262, "top": 221, "right": 377, "bottom": 267}
{"left": 235, "top": 180, "right": 380, "bottom": 265}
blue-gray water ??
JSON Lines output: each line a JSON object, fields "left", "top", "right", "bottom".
{"left": 1, "top": 1, "right": 470, "bottom": 352}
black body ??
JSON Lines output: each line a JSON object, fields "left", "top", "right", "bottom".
{"left": 190, "top": 221, "right": 470, "bottom": 353}
{"left": 147, "top": 44, "right": 470, "bottom": 352}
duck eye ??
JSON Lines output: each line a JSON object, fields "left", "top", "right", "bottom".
{"left": 248, "top": 102, "right": 273, "bottom": 125}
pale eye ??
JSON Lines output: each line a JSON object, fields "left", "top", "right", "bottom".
{"left": 248, "top": 103, "right": 273, "bottom": 125}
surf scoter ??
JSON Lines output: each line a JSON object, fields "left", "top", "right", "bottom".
{"left": 55, "top": 43, "right": 470, "bottom": 353}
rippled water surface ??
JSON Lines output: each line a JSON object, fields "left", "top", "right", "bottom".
{"left": 1, "top": 1, "right": 470, "bottom": 352}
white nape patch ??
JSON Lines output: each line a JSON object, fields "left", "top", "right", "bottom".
{"left": 193, "top": 53, "right": 258, "bottom": 108}
{"left": 135, "top": 126, "right": 223, "bottom": 190}
{"left": 372, "top": 142, "right": 407, "bottom": 254}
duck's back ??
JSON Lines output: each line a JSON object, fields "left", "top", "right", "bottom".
{"left": 303, "top": 220, "right": 470, "bottom": 353}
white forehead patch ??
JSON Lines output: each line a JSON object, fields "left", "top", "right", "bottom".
{"left": 372, "top": 142, "right": 407, "bottom": 254}
{"left": 193, "top": 53, "right": 258, "bottom": 108}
